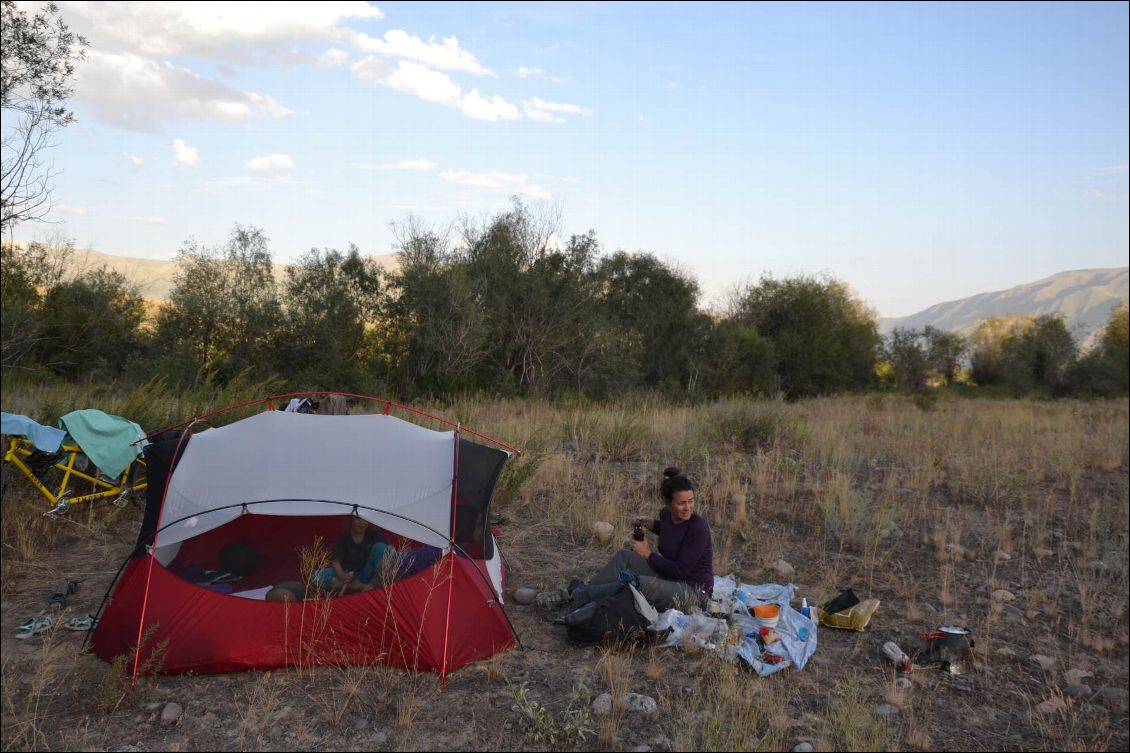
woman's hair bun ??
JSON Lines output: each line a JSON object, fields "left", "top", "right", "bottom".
{"left": 663, "top": 466, "right": 681, "bottom": 478}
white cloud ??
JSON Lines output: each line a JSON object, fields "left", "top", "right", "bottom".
{"left": 441, "top": 170, "right": 527, "bottom": 189}
{"left": 127, "top": 154, "right": 145, "bottom": 168}
{"left": 522, "top": 97, "right": 593, "bottom": 123}
{"left": 365, "top": 159, "right": 437, "bottom": 171}
{"left": 172, "top": 138, "right": 200, "bottom": 166}
{"left": 458, "top": 89, "right": 521, "bottom": 122}
{"left": 386, "top": 61, "right": 462, "bottom": 103}
{"left": 59, "top": 2, "right": 384, "bottom": 62}
{"left": 351, "top": 55, "right": 391, "bottom": 84}
{"left": 355, "top": 60, "right": 521, "bottom": 122}
{"left": 246, "top": 153, "right": 295, "bottom": 175}
{"left": 318, "top": 48, "right": 349, "bottom": 67}
{"left": 519, "top": 185, "right": 552, "bottom": 200}
{"left": 440, "top": 170, "right": 550, "bottom": 199}
{"left": 134, "top": 216, "right": 169, "bottom": 225}
{"left": 515, "top": 66, "right": 570, "bottom": 83}
{"left": 79, "top": 51, "right": 294, "bottom": 133}
{"left": 352, "top": 29, "right": 494, "bottom": 76}
{"left": 53, "top": 204, "right": 90, "bottom": 217}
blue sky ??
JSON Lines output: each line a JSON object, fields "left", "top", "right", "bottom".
{"left": 9, "top": 1, "right": 1128, "bottom": 317}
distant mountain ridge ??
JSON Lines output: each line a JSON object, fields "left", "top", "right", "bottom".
{"left": 878, "top": 268, "right": 1129, "bottom": 348}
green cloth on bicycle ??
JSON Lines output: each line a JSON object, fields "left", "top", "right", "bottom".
{"left": 57, "top": 409, "right": 146, "bottom": 480}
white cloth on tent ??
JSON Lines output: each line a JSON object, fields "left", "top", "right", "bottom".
{"left": 155, "top": 411, "right": 456, "bottom": 549}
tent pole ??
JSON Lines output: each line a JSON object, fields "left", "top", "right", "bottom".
{"left": 440, "top": 425, "right": 461, "bottom": 688}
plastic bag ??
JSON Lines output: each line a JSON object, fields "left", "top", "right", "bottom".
{"left": 816, "top": 598, "right": 880, "bottom": 631}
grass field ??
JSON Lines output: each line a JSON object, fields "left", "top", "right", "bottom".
{"left": 2, "top": 386, "right": 1127, "bottom": 751}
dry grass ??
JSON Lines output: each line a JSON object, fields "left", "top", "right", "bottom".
{"left": 1, "top": 392, "right": 1127, "bottom": 751}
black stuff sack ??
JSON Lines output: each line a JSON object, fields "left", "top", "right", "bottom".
{"left": 564, "top": 584, "right": 654, "bottom": 646}
{"left": 219, "top": 540, "right": 258, "bottom": 576}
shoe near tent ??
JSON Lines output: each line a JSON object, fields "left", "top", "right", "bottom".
{"left": 90, "top": 395, "right": 520, "bottom": 681}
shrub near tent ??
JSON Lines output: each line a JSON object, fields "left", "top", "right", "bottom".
{"left": 90, "top": 398, "right": 517, "bottom": 678}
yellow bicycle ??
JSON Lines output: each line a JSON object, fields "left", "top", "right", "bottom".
{"left": 2, "top": 436, "right": 147, "bottom": 517}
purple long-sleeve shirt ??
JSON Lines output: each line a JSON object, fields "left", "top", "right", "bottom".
{"left": 647, "top": 507, "right": 714, "bottom": 594}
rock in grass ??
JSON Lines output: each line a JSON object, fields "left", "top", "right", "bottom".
{"left": 160, "top": 702, "right": 183, "bottom": 726}
{"left": 1064, "top": 668, "right": 1094, "bottom": 684}
{"left": 592, "top": 521, "right": 614, "bottom": 542}
{"left": 794, "top": 744, "right": 814, "bottom": 752}
{"left": 1035, "top": 698, "right": 1067, "bottom": 714}
{"left": 771, "top": 559, "right": 795, "bottom": 576}
{"left": 1062, "top": 684, "right": 1092, "bottom": 699}
{"left": 513, "top": 588, "right": 537, "bottom": 605}
{"left": 592, "top": 692, "right": 613, "bottom": 716}
{"left": 625, "top": 693, "right": 658, "bottom": 714}
{"left": 991, "top": 589, "right": 1016, "bottom": 602}
{"left": 1025, "top": 654, "right": 1055, "bottom": 672}
{"left": 874, "top": 703, "right": 899, "bottom": 718}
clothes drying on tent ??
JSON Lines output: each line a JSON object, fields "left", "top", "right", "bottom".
{"left": 91, "top": 407, "right": 515, "bottom": 677}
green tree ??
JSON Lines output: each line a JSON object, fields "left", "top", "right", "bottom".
{"left": 971, "top": 314, "right": 1077, "bottom": 394}
{"left": 922, "top": 326, "right": 966, "bottom": 386}
{"left": 459, "top": 201, "right": 604, "bottom": 394}
{"left": 703, "top": 322, "right": 778, "bottom": 395}
{"left": 1068, "top": 303, "right": 1129, "bottom": 396}
{"left": 884, "top": 328, "right": 929, "bottom": 392}
{"left": 279, "top": 244, "right": 384, "bottom": 389}
{"left": 0, "top": 239, "right": 66, "bottom": 372}
{"left": 730, "top": 274, "right": 880, "bottom": 397}
{"left": 595, "top": 251, "right": 706, "bottom": 391}
{"left": 384, "top": 220, "right": 488, "bottom": 396}
{"left": 156, "top": 225, "right": 280, "bottom": 382}
{"left": 36, "top": 265, "right": 145, "bottom": 379}
{"left": 1, "top": 1, "right": 86, "bottom": 230}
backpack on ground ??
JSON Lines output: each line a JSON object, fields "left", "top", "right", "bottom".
{"left": 563, "top": 584, "right": 657, "bottom": 646}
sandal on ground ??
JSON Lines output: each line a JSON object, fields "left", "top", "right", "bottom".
{"left": 16, "top": 615, "right": 53, "bottom": 639}
{"left": 64, "top": 614, "right": 97, "bottom": 631}
{"left": 46, "top": 593, "right": 66, "bottom": 609}
{"left": 535, "top": 587, "right": 571, "bottom": 610}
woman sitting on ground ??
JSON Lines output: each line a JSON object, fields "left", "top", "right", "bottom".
{"left": 312, "top": 514, "right": 392, "bottom": 594}
{"left": 538, "top": 467, "right": 713, "bottom": 612}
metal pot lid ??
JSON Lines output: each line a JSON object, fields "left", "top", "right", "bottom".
{"left": 939, "top": 625, "right": 970, "bottom": 634}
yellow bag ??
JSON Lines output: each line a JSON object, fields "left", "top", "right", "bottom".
{"left": 816, "top": 598, "right": 880, "bottom": 631}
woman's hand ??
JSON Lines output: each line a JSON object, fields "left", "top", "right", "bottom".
{"left": 632, "top": 539, "right": 652, "bottom": 558}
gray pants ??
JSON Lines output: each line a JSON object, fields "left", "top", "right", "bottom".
{"left": 572, "top": 548, "right": 706, "bottom": 612}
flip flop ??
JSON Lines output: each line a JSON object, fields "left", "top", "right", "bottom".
{"left": 16, "top": 615, "right": 53, "bottom": 639}
{"left": 64, "top": 614, "right": 97, "bottom": 631}
{"left": 47, "top": 593, "right": 66, "bottom": 610}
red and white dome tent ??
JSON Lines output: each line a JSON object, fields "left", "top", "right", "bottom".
{"left": 89, "top": 393, "right": 520, "bottom": 684}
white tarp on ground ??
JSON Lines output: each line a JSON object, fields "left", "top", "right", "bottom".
{"left": 155, "top": 411, "right": 455, "bottom": 549}
{"left": 651, "top": 578, "right": 817, "bottom": 676}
